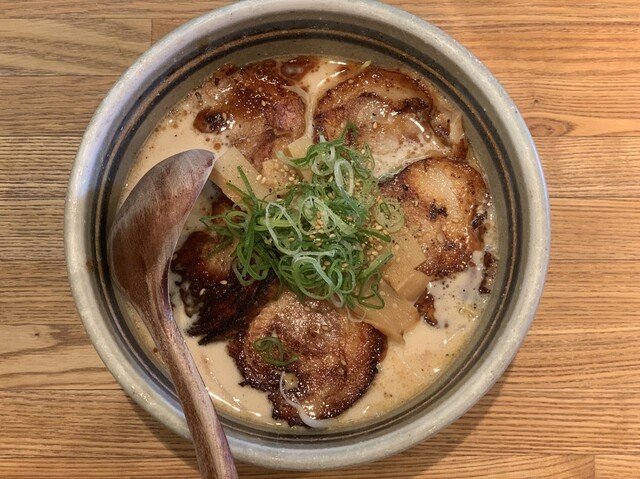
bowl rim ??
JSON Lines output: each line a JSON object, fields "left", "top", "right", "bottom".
{"left": 65, "top": 0, "right": 550, "bottom": 470}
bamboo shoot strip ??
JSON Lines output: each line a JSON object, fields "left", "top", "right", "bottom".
{"left": 382, "top": 226, "right": 429, "bottom": 298}
{"left": 352, "top": 280, "right": 420, "bottom": 342}
{"left": 209, "top": 147, "right": 274, "bottom": 202}
{"left": 285, "top": 136, "right": 314, "bottom": 182}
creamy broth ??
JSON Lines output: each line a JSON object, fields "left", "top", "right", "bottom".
{"left": 121, "top": 56, "right": 496, "bottom": 428}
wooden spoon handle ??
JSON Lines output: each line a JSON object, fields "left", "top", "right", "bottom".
{"left": 149, "top": 290, "right": 238, "bottom": 479}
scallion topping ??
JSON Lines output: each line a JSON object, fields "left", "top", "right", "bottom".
{"left": 202, "top": 124, "right": 404, "bottom": 309}
{"left": 253, "top": 336, "right": 299, "bottom": 367}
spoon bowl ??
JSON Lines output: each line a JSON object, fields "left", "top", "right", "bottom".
{"left": 107, "top": 149, "right": 238, "bottom": 479}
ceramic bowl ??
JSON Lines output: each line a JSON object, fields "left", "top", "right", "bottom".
{"left": 65, "top": 0, "right": 550, "bottom": 470}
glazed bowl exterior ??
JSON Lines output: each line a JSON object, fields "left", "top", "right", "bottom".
{"left": 65, "top": 0, "right": 550, "bottom": 470}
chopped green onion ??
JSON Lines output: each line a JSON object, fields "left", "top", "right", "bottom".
{"left": 253, "top": 336, "right": 299, "bottom": 367}
{"left": 375, "top": 198, "right": 405, "bottom": 233}
{"left": 202, "top": 124, "right": 404, "bottom": 309}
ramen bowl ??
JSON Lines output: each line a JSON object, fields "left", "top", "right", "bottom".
{"left": 65, "top": 0, "right": 550, "bottom": 470}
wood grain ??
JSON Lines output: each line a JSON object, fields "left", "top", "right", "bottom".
{"left": 1, "top": 0, "right": 639, "bottom": 477}
{"left": 0, "top": 324, "right": 113, "bottom": 389}
{"left": 0, "top": 455, "right": 597, "bottom": 479}
{"left": 549, "top": 199, "right": 640, "bottom": 261}
{"left": 504, "top": 76, "right": 640, "bottom": 137}
{"left": 0, "top": 78, "right": 119, "bottom": 134}
{"left": 0, "top": 19, "right": 150, "bottom": 75}
{"left": 3, "top": 387, "right": 640, "bottom": 456}
{"left": 535, "top": 137, "right": 640, "bottom": 198}
{"left": 596, "top": 456, "right": 640, "bottom": 478}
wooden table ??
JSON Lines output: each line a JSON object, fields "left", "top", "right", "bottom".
{"left": 1, "top": 1, "right": 639, "bottom": 477}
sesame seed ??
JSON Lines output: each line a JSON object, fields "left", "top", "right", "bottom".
{"left": 219, "top": 280, "right": 228, "bottom": 285}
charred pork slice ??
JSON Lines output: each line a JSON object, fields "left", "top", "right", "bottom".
{"left": 380, "top": 157, "right": 489, "bottom": 279}
{"left": 228, "top": 291, "right": 386, "bottom": 426}
{"left": 314, "top": 67, "right": 468, "bottom": 174}
{"left": 171, "top": 229, "right": 275, "bottom": 344}
{"left": 192, "top": 60, "right": 306, "bottom": 170}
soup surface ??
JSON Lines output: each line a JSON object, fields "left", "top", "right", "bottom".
{"left": 122, "top": 56, "right": 497, "bottom": 429}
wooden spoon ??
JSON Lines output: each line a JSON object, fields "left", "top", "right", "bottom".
{"left": 107, "top": 149, "right": 238, "bottom": 479}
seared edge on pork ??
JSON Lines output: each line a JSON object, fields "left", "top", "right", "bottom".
{"left": 192, "top": 60, "right": 306, "bottom": 169}
{"left": 314, "top": 66, "right": 468, "bottom": 173}
{"left": 171, "top": 227, "right": 276, "bottom": 344}
{"left": 228, "top": 291, "right": 386, "bottom": 426}
{"left": 380, "top": 157, "right": 489, "bottom": 279}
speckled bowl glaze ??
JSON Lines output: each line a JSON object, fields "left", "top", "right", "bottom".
{"left": 65, "top": 0, "right": 550, "bottom": 470}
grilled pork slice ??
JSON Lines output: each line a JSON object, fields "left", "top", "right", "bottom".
{"left": 314, "top": 67, "right": 468, "bottom": 176}
{"left": 171, "top": 229, "right": 275, "bottom": 344}
{"left": 228, "top": 291, "right": 386, "bottom": 426}
{"left": 380, "top": 157, "right": 489, "bottom": 279}
{"left": 192, "top": 60, "right": 306, "bottom": 170}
